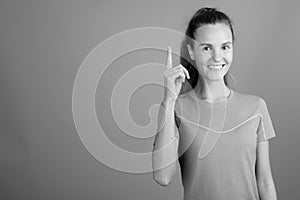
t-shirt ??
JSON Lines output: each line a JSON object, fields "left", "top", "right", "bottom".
{"left": 174, "top": 88, "right": 276, "bottom": 200}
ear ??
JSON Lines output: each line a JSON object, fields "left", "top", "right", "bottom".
{"left": 187, "top": 44, "right": 195, "bottom": 60}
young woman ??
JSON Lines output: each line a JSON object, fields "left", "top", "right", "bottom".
{"left": 152, "top": 7, "right": 277, "bottom": 200}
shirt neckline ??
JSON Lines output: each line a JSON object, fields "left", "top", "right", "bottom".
{"left": 191, "top": 88, "right": 235, "bottom": 106}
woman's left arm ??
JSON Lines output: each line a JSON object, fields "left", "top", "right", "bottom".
{"left": 256, "top": 140, "right": 278, "bottom": 200}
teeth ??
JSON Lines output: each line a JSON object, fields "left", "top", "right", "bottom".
{"left": 208, "top": 65, "right": 224, "bottom": 70}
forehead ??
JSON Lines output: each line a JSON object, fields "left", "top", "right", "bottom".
{"left": 194, "top": 23, "right": 232, "bottom": 45}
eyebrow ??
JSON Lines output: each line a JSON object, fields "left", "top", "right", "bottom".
{"left": 199, "top": 42, "right": 232, "bottom": 46}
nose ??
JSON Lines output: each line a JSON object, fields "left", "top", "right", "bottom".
{"left": 212, "top": 49, "right": 223, "bottom": 62}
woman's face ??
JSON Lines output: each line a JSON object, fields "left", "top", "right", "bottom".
{"left": 187, "top": 23, "right": 233, "bottom": 82}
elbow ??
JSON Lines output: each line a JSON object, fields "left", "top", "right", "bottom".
{"left": 257, "top": 172, "right": 274, "bottom": 188}
{"left": 154, "top": 176, "right": 172, "bottom": 187}
{"left": 257, "top": 178, "right": 274, "bottom": 191}
{"left": 153, "top": 172, "right": 172, "bottom": 187}
{"left": 257, "top": 179, "right": 277, "bottom": 200}
{"left": 258, "top": 181, "right": 271, "bottom": 190}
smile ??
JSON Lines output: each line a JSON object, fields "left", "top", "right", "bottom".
{"left": 207, "top": 64, "right": 226, "bottom": 70}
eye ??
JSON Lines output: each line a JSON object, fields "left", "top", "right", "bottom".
{"left": 222, "top": 45, "right": 231, "bottom": 50}
{"left": 202, "top": 46, "right": 211, "bottom": 51}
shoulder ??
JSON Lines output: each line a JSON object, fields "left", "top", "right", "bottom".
{"left": 233, "top": 89, "right": 266, "bottom": 107}
{"left": 229, "top": 90, "right": 269, "bottom": 119}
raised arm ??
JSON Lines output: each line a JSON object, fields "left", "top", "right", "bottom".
{"left": 152, "top": 46, "right": 189, "bottom": 186}
{"left": 152, "top": 99, "right": 179, "bottom": 186}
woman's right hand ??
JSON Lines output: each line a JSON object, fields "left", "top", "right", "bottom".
{"left": 163, "top": 46, "right": 190, "bottom": 102}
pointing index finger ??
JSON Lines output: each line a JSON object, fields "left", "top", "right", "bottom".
{"left": 166, "top": 46, "right": 172, "bottom": 69}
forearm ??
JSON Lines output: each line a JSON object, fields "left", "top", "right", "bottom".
{"left": 152, "top": 100, "right": 179, "bottom": 186}
{"left": 257, "top": 178, "right": 278, "bottom": 200}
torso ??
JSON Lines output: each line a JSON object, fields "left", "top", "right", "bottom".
{"left": 174, "top": 89, "right": 264, "bottom": 200}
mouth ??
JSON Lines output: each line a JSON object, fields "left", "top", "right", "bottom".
{"left": 207, "top": 64, "right": 226, "bottom": 70}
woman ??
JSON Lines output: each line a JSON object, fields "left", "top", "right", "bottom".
{"left": 152, "top": 7, "right": 277, "bottom": 200}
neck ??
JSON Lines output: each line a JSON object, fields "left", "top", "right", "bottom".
{"left": 195, "top": 78, "right": 231, "bottom": 103}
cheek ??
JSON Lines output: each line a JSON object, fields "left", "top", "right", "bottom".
{"left": 224, "top": 52, "right": 233, "bottom": 62}
{"left": 195, "top": 53, "right": 210, "bottom": 64}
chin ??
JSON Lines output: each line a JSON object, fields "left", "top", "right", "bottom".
{"left": 205, "top": 73, "right": 227, "bottom": 81}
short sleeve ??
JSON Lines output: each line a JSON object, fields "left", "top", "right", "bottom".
{"left": 256, "top": 98, "right": 276, "bottom": 143}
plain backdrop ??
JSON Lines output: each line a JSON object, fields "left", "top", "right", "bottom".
{"left": 0, "top": 0, "right": 299, "bottom": 200}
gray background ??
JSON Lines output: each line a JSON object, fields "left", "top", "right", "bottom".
{"left": 0, "top": 0, "right": 299, "bottom": 199}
